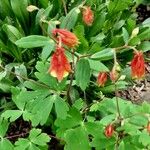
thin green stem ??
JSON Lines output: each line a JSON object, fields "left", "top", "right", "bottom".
{"left": 61, "top": 0, "right": 67, "bottom": 15}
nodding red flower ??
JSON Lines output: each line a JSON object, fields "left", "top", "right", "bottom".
{"left": 104, "top": 124, "right": 114, "bottom": 138}
{"left": 52, "top": 29, "right": 79, "bottom": 48}
{"left": 97, "top": 72, "right": 107, "bottom": 87}
{"left": 82, "top": 6, "right": 94, "bottom": 26}
{"left": 146, "top": 121, "right": 150, "bottom": 134}
{"left": 131, "top": 51, "right": 145, "bottom": 79}
{"left": 48, "top": 46, "right": 71, "bottom": 82}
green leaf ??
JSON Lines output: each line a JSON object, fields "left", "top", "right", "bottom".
{"left": 35, "top": 61, "right": 57, "bottom": 89}
{"left": 138, "top": 28, "right": 150, "bottom": 41}
{"left": 60, "top": 7, "right": 80, "bottom": 30}
{"left": 114, "top": 20, "right": 125, "bottom": 30}
{"left": 15, "top": 64, "right": 27, "bottom": 83}
{"left": 55, "top": 107, "right": 82, "bottom": 130}
{"left": 0, "top": 139, "right": 14, "bottom": 150}
{"left": 15, "top": 36, "right": 51, "bottom": 48}
{"left": 88, "top": 59, "right": 109, "bottom": 72}
{"left": 129, "top": 37, "right": 141, "bottom": 46}
{"left": 41, "top": 42, "right": 55, "bottom": 61}
{"left": 30, "top": 96, "right": 54, "bottom": 126}
{"left": 29, "top": 128, "right": 50, "bottom": 146}
{"left": 122, "top": 27, "right": 129, "bottom": 44}
{"left": 14, "top": 139, "right": 30, "bottom": 150}
{"left": 139, "top": 131, "right": 150, "bottom": 146}
{"left": 90, "top": 33, "right": 105, "bottom": 43}
{"left": 64, "top": 127, "right": 90, "bottom": 150}
{"left": 2, "top": 24, "right": 23, "bottom": 43}
{"left": 10, "top": 0, "right": 29, "bottom": 31}
{"left": 55, "top": 96, "right": 69, "bottom": 119}
{"left": 142, "top": 18, "right": 150, "bottom": 27}
{"left": 100, "top": 81, "right": 128, "bottom": 93}
{"left": 139, "top": 41, "right": 150, "bottom": 52}
{"left": 75, "top": 59, "right": 91, "bottom": 91}
{"left": 0, "top": 0, "right": 13, "bottom": 18}
{"left": 89, "top": 12, "right": 106, "bottom": 36}
{"left": 91, "top": 48, "right": 114, "bottom": 60}
{"left": 0, "top": 119, "right": 9, "bottom": 137}
{"left": 2, "top": 110, "right": 22, "bottom": 122}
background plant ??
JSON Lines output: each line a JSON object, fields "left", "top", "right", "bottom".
{"left": 0, "top": 0, "right": 150, "bottom": 149}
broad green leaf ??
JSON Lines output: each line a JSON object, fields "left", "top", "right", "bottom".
{"left": 1, "top": 110, "right": 22, "bottom": 122}
{"left": 142, "top": 18, "right": 150, "bottom": 27}
{"left": 0, "top": 0, "right": 13, "bottom": 18}
{"left": 15, "top": 36, "right": 51, "bottom": 48}
{"left": 41, "top": 42, "right": 55, "bottom": 61}
{"left": 60, "top": 7, "right": 80, "bottom": 30}
{"left": 14, "top": 139, "right": 30, "bottom": 150}
{"left": 35, "top": 61, "right": 57, "bottom": 89}
{"left": 129, "top": 37, "right": 141, "bottom": 46}
{"left": 88, "top": 59, "right": 109, "bottom": 72}
{"left": 74, "top": 25, "right": 89, "bottom": 53}
{"left": 10, "top": 0, "right": 29, "bottom": 31}
{"left": 91, "top": 48, "right": 114, "bottom": 60}
{"left": 55, "top": 107, "right": 82, "bottom": 129}
{"left": 0, "top": 139, "right": 14, "bottom": 150}
{"left": 64, "top": 127, "right": 90, "bottom": 150}
{"left": 29, "top": 128, "right": 50, "bottom": 146}
{"left": 75, "top": 59, "right": 91, "bottom": 91}
{"left": 2, "top": 24, "right": 23, "bottom": 43}
{"left": 139, "top": 41, "right": 150, "bottom": 52}
{"left": 114, "top": 20, "right": 125, "bottom": 30}
{"left": 119, "top": 141, "right": 125, "bottom": 150}
{"left": 91, "top": 136, "right": 116, "bottom": 149}
{"left": 100, "top": 81, "right": 128, "bottom": 93}
{"left": 0, "top": 120, "right": 9, "bottom": 137}
{"left": 90, "top": 33, "right": 105, "bottom": 43}
{"left": 122, "top": 27, "right": 129, "bottom": 44}
{"left": 54, "top": 96, "right": 69, "bottom": 119}
{"left": 138, "top": 28, "right": 150, "bottom": 41}
{"left": 30, "top": 96, "right": 54, "bottom": 126}
{"left": 15, "top": 64, "right": 27, "bottom": 83}
{"left": 139, "top": 131, "right": 150, "bottom": 146}
{"left": 89, "top": 12, "right": 106, "bottom": 36}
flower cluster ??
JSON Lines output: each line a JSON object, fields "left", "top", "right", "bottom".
{"left": 48, "top": 5, "right": 94, "bottom": 82}
{"left": 97, "top": 51, "right": 145, "bottom": 86}
{"left": 49, "top": 29, "right": 79, "bottom": 82}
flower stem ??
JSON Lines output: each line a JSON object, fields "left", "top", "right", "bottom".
{"left": 61, "top": 0, "right": 67, "bottom": 15}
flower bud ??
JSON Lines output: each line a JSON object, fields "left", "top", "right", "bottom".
{"left": 97, "top": 72, "right": 107, "bottom": 87}
{"left": 110, "top": 63, "right": 120, "bottom": 82}
{"left": 131, "top": 27, "right": 139, "bottom": 38}
{"left": 146, "top": 121, "right": 150, "bottom": 134}
{"left": 82, "top": 6, "right": 94, "bottom": 26}
{"left": 104, "top": 124, "right": 114, "bottom": 138}
{"left": 131, "top": 51, "right": 145, "bottom": 79}
{"left": 52, "top": 29, "right": 79, "bottom": 48}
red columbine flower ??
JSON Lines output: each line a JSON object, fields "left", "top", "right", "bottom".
{"left": 97, "top": 72, "right": 107, "bottom": 87}
{"left": 48, "top": 46, "right": 71, "bottom": 82}
{"left": 82, "top": 6, "right": 94, "bottom": 26}
{"left": 52, "top": 29, "right": 79, "bottom": 48}
{"left": 131, "top": 51, "right": 145, "bottom": 79}
{"left": 146, "top": 121, "right": 150, "bottom": 134}
{"left": 104, "top": 124, "right": 114, "bottom": 138}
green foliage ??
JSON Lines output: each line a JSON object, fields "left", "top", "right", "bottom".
{"left": 0, "top": 0, "right": 150, "bottom": 149}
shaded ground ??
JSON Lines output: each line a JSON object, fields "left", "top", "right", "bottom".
{"left": 118, "top": 62, "right": 150, "bottom": 104}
